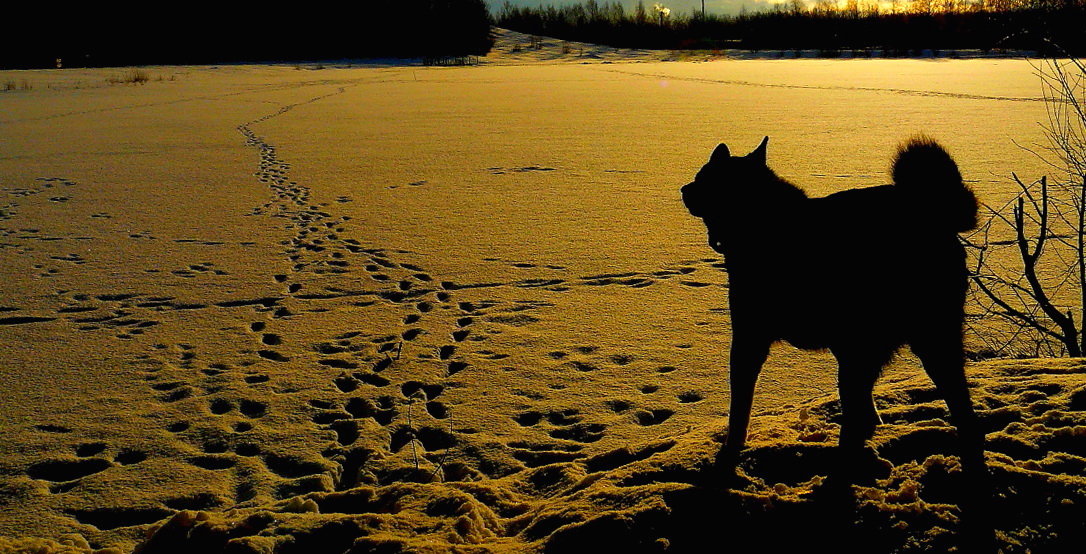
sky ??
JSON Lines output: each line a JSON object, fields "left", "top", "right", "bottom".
{"left": 490, "top": 0, "right": 787, "bottom": 17}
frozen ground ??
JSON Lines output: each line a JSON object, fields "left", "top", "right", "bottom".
{"left": 0, "top": 31, "right": 1083, "bottom": 553}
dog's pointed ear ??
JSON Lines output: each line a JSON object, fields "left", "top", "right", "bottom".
{"left": 710, "top": 143, "right": 730, "bottom": 163}
{"left": 749, "top": 136, "right": 769, "bottom": 165}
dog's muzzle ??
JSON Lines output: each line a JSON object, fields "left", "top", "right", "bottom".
{"left": 681, "top": 183, "right": 706, "bottom": 218}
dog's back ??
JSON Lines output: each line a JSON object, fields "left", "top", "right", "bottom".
{"left": 683, "top": 136, "right": 977, "bottom": 352}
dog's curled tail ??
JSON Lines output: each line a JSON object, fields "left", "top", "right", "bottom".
{"left": 892, "top": 136, "right": 978, "bottom": 232}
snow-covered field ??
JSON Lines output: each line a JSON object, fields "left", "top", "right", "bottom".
{"left": 0, "top": 30, "right": 1081, "bottom": 552}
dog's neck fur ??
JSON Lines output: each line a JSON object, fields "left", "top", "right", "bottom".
{"left": 704, "top": 168, "right": 808, "bottom": 256}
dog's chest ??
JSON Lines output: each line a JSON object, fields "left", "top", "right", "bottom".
{"left": 725, "top": 252, "right": 849, "bottom": 346}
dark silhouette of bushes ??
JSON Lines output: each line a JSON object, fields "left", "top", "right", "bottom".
{"left": 2, "top": 1, "right": 493, "bottom": 69}
{"left": 495, "top": 0, "right": 1085, "bottom": 55}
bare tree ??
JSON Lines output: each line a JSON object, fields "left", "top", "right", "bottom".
{"left": 966, "top": 52, "right": 1086, "bottom": 358}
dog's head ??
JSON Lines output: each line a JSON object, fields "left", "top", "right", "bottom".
{"left": 681, "top": 136, "right": 769, "bottom": 219}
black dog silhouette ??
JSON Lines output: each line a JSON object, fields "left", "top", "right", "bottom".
{"left": 682, "top": 137, "right": 987, "bottom": 487}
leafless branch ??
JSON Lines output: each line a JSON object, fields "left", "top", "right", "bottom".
{"left": 967, "top": 47, "right": 1086, "bottom": 358}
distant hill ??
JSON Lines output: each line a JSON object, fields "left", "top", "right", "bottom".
{"left": 2, "top": 0, "right": 494, "bottom": 69}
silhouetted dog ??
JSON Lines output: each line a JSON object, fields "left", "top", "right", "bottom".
{"left": 682, "top": 137, "right": 987, "bottom": 484}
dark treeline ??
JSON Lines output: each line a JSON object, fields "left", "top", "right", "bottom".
{"left": 2, "top": 1, "right": 493, "bottom": 69}
{"left": 495, "top": 0, "right": 1085, "bottom": 54}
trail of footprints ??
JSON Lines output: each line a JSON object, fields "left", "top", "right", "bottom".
{"left": 131, "top": 100, "right": 490, "bottom": 496}
{"left": 0, "top": 177, "right": 77, "bottom": 223}
{"left": 132, "top": 342, "right": 321, "bottom": 504}
{"left": 300, "top": 271, "right": 480, "bottom": 487}
{"left": 503, "top": 343, "right": 693, "bottom": 468}
{"left": 14, "top": 88, "right": 732, "bottom": 533}
{"left": 0, "top": 179, "right": 89, "bottom": 278}
{"left": 232, "top": 108, "right": 698, "bottom": 487}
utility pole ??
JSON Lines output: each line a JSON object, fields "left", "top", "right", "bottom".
{"left": 702, "top": 0, "right": 705, "bottom": 17}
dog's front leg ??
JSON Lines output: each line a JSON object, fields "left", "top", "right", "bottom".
{"left": 831, "top": 349, "right": 886, "bottom": 453}
{"left": 716, "top": 334, "right": 770, "bottom": 470}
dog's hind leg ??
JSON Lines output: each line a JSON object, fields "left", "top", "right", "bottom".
{"left": 911, "top": 332, "right": 994, "bottom": 550}
{"left": 716, "top": 334, "right": 770, "bottom": 469}
{"left": 911, "top": 333, "right": 986, "bottom": 476}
